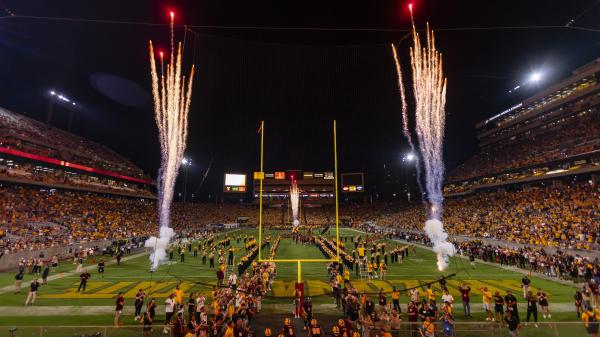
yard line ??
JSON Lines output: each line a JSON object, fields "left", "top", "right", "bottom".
{"left": 0, "top": 251, "right": 147, "bottom": 295}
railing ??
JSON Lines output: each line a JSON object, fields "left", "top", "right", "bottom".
{"left": 0, "top": 322, "right": 588, "bottom": 337}
{"left": 361, "top": 321, "right": 587, "bottom": 337}
{"left": 0, "top": 325, "right": 168, "bottom": 337}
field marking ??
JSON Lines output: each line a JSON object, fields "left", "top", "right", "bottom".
{"left": 43, "top": 275, "right": 217, "bottom": 279}
{"left": 0, "top": 252, "right": 147, "bottom": 295}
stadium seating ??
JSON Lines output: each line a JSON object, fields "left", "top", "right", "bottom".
{"left": 447, "top": 108, "right": 600, "bottom": 183}
{"left": 0, "top": 107, "right": 149, "bottom": 180}
{"left": 2, "top": 178, "right": 598, "bottom": 255}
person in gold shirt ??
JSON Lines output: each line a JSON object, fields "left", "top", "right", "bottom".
{"left": 582, "top": 305, "right": 600, "bottom": 337}
{"left": 223, "top": 321, "right": 234, "bottom": 337}
{"left": 173, "top": 284, "right": 184, "bottom": 309}
{"left": 392, "top": 288, "right": 401, "bottom": 313}
{"left": 479, "top": 287, "right": 493, "bottom": 321}
{"left": 343, "top": 269, "right": 351, "bottom": 286}
{"left": 420, "top": 316, "right": 435, "bottom": 337}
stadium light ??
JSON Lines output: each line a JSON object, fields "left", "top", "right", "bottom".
{"left": 49, "top": 90, "right": 76, "bottom": 105}
{"left": 47, "top": 89, "right": 78, "bottom": 131}
{"left": 181, "top": 157, "right": 191, "bottom": 166}
{"left": 403, "top": 152, "right": 416, "bottom": 162}
{"left": 529, "top": 72, "right": 542, "bottom": 83}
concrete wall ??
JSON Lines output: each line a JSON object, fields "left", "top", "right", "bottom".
{"left": 0, "top": 239, "right": 115, "bottom": 272}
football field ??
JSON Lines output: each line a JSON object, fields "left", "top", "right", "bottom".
{"left": 0, "top": 228, "right": 585, "bottom": 336}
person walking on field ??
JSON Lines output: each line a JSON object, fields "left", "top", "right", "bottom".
{"left": 164, "top": 294, "right": 176, "bottom": 334}
{"left": 134, "top": 289, "right": 147, "bottom": 321}
{"left": 479, "top": 287, "right": 493, "bottom": 321}
{"left": 14, "top": 271, "right": 23, "bottom": 294}
{"left": 98, "top": 259, "right": 105, "bottom": 278}
{"left": 114, "top": 291, "right": 125, "bottom": 328}
{"left": 77, "top": 269, "right": 91, "bottom": 293}
{"left": 504, "top": 310, "right": 521, "bottom": 337}
{"left": 459, "top": 283, "right": 471, "bottom": 317}
{"left": 41, "top": 264, "right": 50, "bottom": 285}
{"left": 25, "top": 278, "right": 41, "bottom": 306}
{"left": 526, "top": 291, "right": 538, "bottom": 328}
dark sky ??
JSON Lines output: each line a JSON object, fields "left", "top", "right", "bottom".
{"left": 0, "top": 0, "right": 599, "bottom": 199}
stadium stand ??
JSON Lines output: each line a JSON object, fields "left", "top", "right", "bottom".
{"left": 0, "top": 107, "right": 154, "bottom": 197}
{"left": 445, "top": 58, "right": 600, "bottom": 193}
{"left": 2, "top": 177, "right": 598, "bottom": 255}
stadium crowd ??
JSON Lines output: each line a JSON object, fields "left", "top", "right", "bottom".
{"left": 349, "top": 181, "right": 600, "bottom": 251}
{"left": 0, "top": 107, "right": 148, "bottom": 179}
{"left": 2, "top": 178, "right": 598, "bottom": 255}
{"left": 446, "top": 107, "right": 600, "bottom": 183}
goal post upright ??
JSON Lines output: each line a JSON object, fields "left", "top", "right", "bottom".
{"left": 334, "top": 120, "right": 340, "bottom": 262}
{"left": 256, "top": 120, "right": 341, "bottom": 282}
{"left": 258, "top": 120, "right": 264, "bottom": 261}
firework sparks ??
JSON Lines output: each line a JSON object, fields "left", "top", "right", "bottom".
{"left": 144, "top": 12, "right": 195, "bottom": 270}
{"left": 290, "top": 181, "right": 300, "bottom": 227}
{"left": 391, "top": 22, "right": 455, "bottom": 271}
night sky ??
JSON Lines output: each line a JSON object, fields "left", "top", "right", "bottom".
{"left": 0, "top": 0, "right": 599, "bottom": 199}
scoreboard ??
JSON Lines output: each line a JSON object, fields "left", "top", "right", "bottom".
{"left": 224, "top": 173, "right": 247, "bottom": 193}
{"left": 341, "top": 172, "right": 364, "bottom": 192}
{"left": 253, "top": 170, "right": 335, "bottom": 204}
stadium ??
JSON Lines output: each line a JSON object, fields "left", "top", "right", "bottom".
{"left": 1, "top": 1, "right": 599, "bottom": 337}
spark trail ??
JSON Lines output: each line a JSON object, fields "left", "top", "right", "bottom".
{"left": 290, "top": 181, "right": 300, "bottom": 227}
{"left": 145, "top": 13, "right": 195, "bottom": 270}
{"left": 391, "top": 22, "right": 455, "bottom": 271}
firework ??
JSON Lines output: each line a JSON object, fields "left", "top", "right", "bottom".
{"left": 144, "top": 12, "right": 195, "bottom": 270}
{"left": 391, "top": 22, "right": 455, "bottom": 271}
{"left": 290, "top": 181, "right": 300, "bottom": 227}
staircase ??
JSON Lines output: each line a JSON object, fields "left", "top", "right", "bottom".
{"left": 358, "top": 260, "right": 369, "bottom": 280}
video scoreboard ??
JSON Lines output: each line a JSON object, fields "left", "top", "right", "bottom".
{"left": 253, "top": 170, "right": 336, "bottom": 204}
{"left": 341, "top": 172, "right": 364, "bottom": 192}
{"left": 223, "top": 173, "right": 247, "bottom": 193}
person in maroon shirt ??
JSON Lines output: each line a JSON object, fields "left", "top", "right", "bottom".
{"left": 172, "top": 312, "right": 184, "bottom": 337}
{"left": 114, "top": 292, "right": 125, "bottom": 328}
{"left": 407, "top": 301, "right": 419, "bottom": 336}
{"left": 459, "top": 283, "right": 471, "bottom": 317}
{"left": 77, "top": 270, "right": 91, "bottom": 293}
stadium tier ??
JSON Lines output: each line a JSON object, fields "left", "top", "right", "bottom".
{"left": 445, "top": 58, "right": 600, "bottom": 194}
{"left": 0, "top": 107, "right": 154, "bottom": 197}
{"left": 2, "top": 176, "right": 598, "bottom": 256}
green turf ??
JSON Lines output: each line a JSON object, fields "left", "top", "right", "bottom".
{"left": 0, "top": 228, "right": 581, "bottom": 330}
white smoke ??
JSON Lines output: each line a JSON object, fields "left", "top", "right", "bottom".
{"left": 424, "top": 219, "right": 456, "bottom": 271}
{"left": 292, "top": 219, "right": 300, "bottom": 227}
{"left": 145, "top": 226, "right": 175, "bottom": 270}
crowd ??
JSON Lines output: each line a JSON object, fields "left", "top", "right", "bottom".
{"left": 0, "top": 161, "right": 153, "bottom": 197}
{"left": 447, "top": 106, "right": 600, "bottom": 183}
{"left": 0, "top": 107, "right": 147, "bottom": 179}
{"left": 2, "top": 178, "right": 598, "bottom": 256}
{"left": 126, "top": 262, "right": 276, "bottom": 337}
{"left": 349, "top": 181, "right": 600, "bottom": 251}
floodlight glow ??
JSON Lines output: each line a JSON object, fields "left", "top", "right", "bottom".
{"left": 529, "top": 72, "right": 541, "bottom": 83}
{"left": 406, "top": 153, "right": 415, "bottom": 161}
{"left": 50, "top": 90, "right": 76, "bottom": 105}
